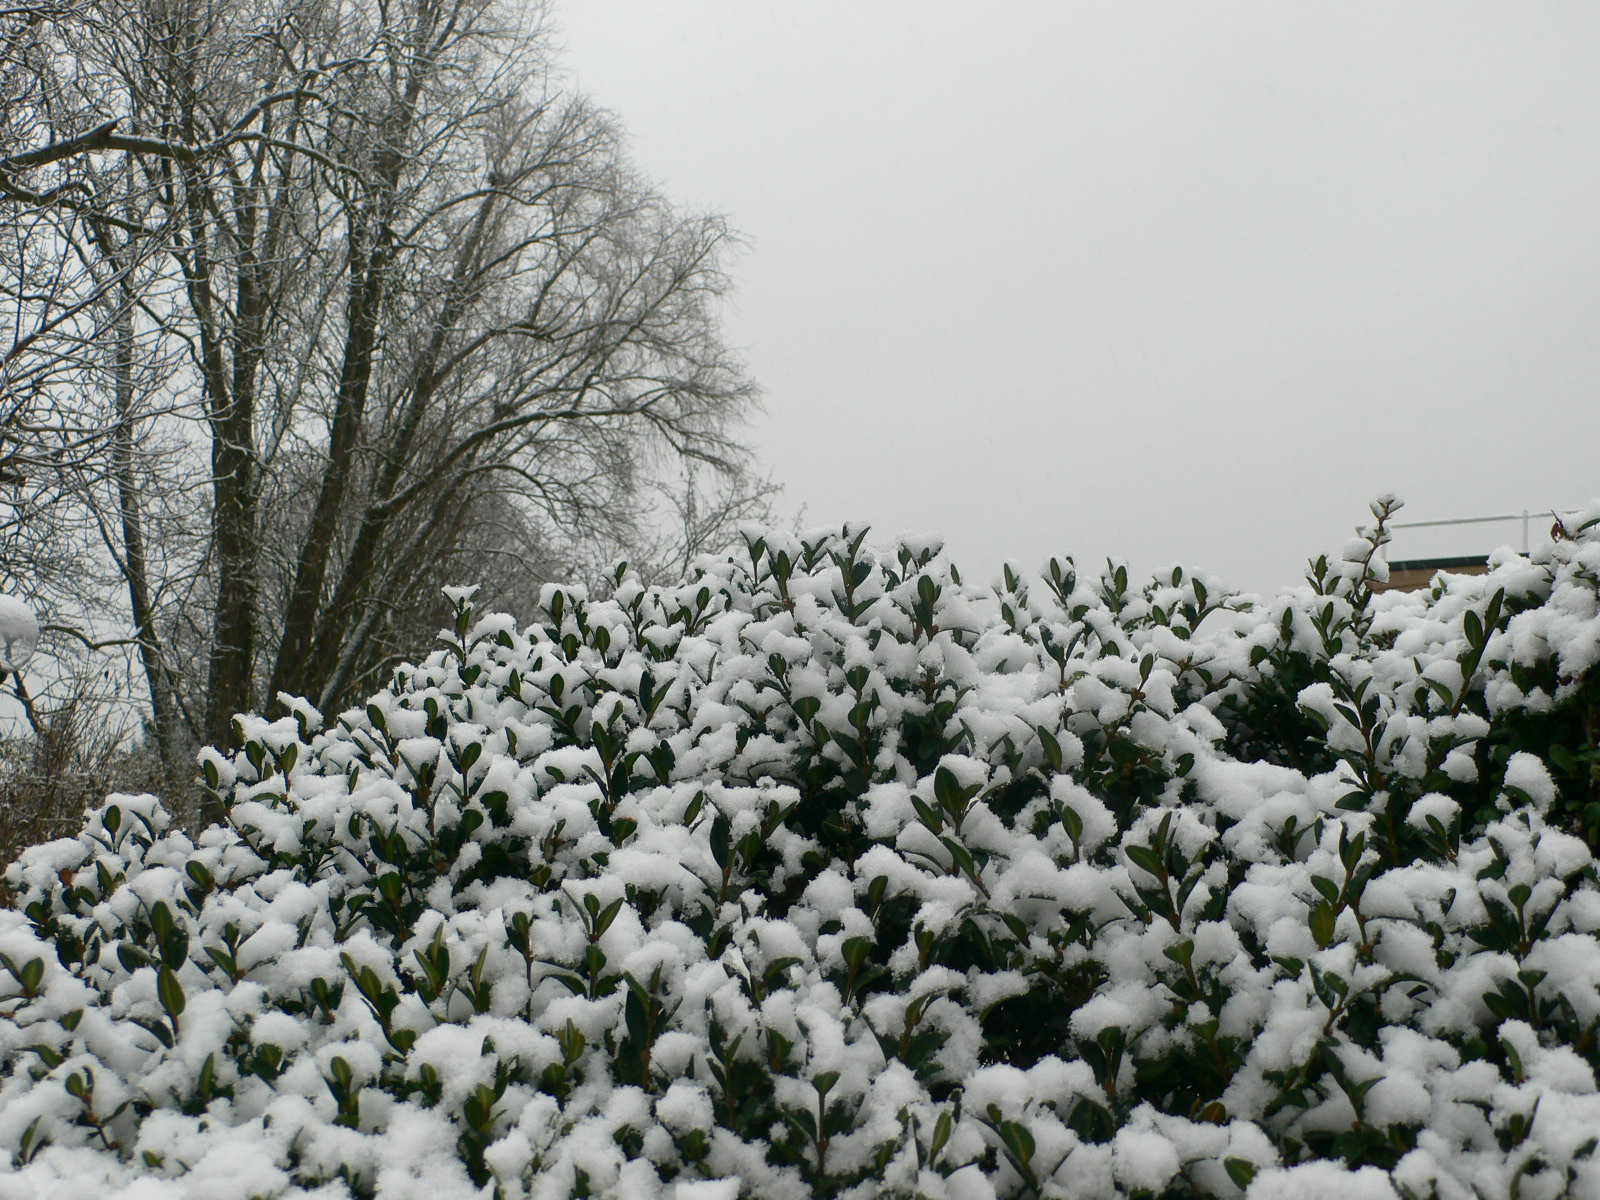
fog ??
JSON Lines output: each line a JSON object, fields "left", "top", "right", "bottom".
{"left": 558, "top": 2, "right": 1599, "bottom": 593}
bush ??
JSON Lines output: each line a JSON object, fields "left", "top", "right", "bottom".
{"left": 0, "top": 686, "right": 179, "bottom": 895}
{"left": 3, "top": 501, "right": 1600, "bottom": 1199}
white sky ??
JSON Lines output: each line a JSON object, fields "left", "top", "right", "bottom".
{"left": 556, "top": 2, "right": 1600, "bottom": 595}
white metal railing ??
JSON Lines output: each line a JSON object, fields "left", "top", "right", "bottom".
{"left": 1390, "top": 511, "right": 1535, "bottom": 555}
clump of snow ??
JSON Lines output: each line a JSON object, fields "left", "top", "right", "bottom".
{"left": 0, "top": 594, "right": 39, "bottom": 673}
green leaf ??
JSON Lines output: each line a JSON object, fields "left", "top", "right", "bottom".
{"left": 18, "top": 957, "right": 44, "bottom": 995}
{"left": 910, "top": 795, "right": 945, "bottom": 835}
{"left": 1152, "top": 810, "right": 1174, "bottom": 853}
{"left": 117, "top": 942, "right": 153, "bottom": 973}
{"left": 1038, "top": 727, "right": 1062, "bottom": 771}
{"left": 594, "top": 896, "right": 625, "bottom": 939}
{"left": 625, "top": 987, "right": 648, "bottom": 1049}
{"left": 551, "top": 973, "right": 587, "bottom": 996}
{"left": 150, "top": 901, "right": 175, "bottom": 944}
{"left": 1224, "top": 1157, "right": 1256, "bottom": 1187}
{"left": 1309, "top": 900, "right": 1336, "bottom": 949}
{"left": 1125, "top": 845, "right": 1164, "bottom": 878}
{"left": 206, "top": 947, "right": 236, "bottom": 979}
{"left": 157, "top": 966, "right": 186, "bottom": 1022}
{"left": 710, "top": 814, "right": 732, "bottom": 870}
{"left": 940, "top": 837, "right": 979, "bottom": 881}
{"left": 985, "top": 1105, "right": 1036, "bottom": 1167}
{"left": 130, "top": 1016, "right": 174, "bottom": 1049}
{"left": 329, "top": 1055, "right": 354, "bottom": 1093}
{"left": 933, "top": 766, "right": 966, "bottom": 814}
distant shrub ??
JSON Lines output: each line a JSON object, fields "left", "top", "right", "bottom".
{"left": 3, "top": 500, "right": 1600, "bottom": 1199}
{"left": 0, "top": 687, "right": 177, "bottom": 894}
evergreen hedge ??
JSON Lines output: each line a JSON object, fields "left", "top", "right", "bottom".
{"left": 3, "top": 499, "right": 1600, "bottom": 1199}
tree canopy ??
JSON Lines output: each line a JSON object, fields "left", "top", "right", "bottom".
{"left": 0, "top": 0, "right": 762, "bottom": 794}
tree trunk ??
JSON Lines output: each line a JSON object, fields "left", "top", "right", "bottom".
{"left": 266, "top": 224, "right": 390, "bottom": 704}
{"left": 108, "top": 270, "right": 184, "bottom": 788}
{"left": 267, "top": 58, "right": 434, "bottom": 706}
{"left": 187, "top": 207, "right": 260, "bottom": 767}
{"left": 294, "top": 191, "right": 502, "bottom": 698}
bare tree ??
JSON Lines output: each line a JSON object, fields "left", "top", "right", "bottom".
{"left": 1, "top": 3, "right": 197, "bottom": 792}
{"left": 1, "top": 0, "right": 763, "bottom": 816}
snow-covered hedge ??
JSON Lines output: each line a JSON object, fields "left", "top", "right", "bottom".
{"left": 4, "top": 500, "right": 1600, "bottom": 1200}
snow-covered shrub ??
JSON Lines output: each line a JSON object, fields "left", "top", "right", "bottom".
{"left": 4, "top": 501, "right": 1600, "bottom": 1200}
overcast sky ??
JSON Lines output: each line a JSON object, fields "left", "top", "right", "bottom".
{"left": 556, "top": 2, "right": 1599, "bottom": 595}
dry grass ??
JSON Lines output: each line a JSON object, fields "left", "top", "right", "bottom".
{"left": 0, "top": 689, "right": 192, "bottom": 902}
